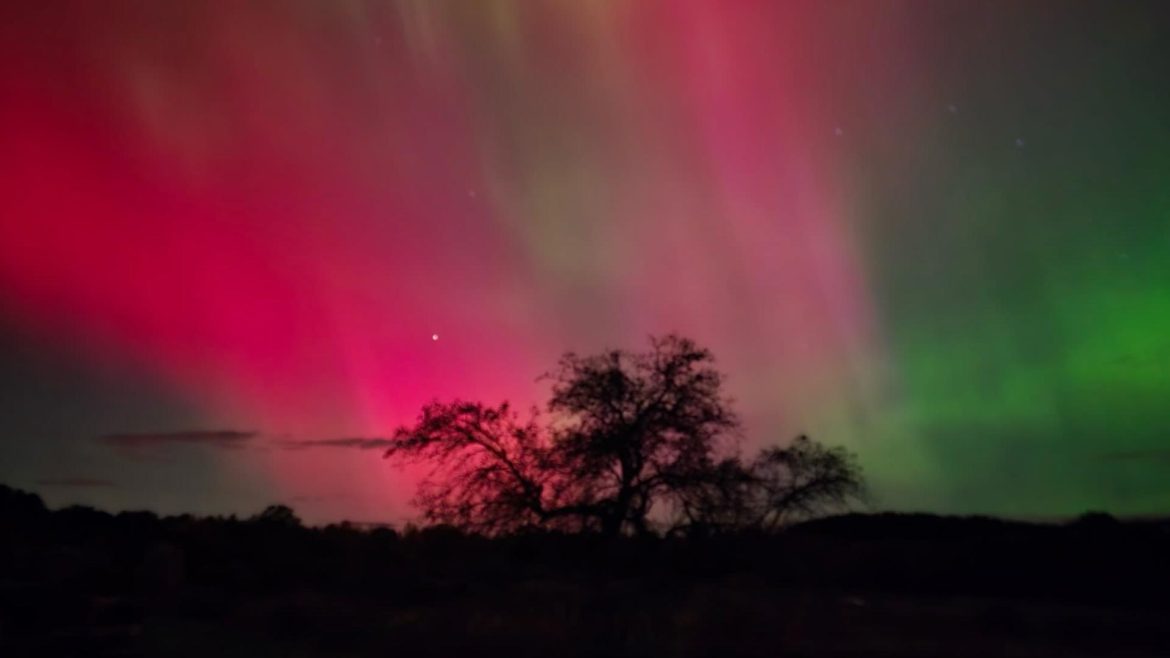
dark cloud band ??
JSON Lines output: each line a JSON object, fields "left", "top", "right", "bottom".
{"left": 278, "top": 437, "right": 393, "bottom": 451}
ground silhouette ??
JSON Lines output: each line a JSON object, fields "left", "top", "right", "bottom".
{"left": 3, "top": 483, "right": 1170, "bottom": 656}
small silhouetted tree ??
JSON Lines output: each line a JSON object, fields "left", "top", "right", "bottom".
{"left": 384, "top": 335, "right": 862, "bottom": 536}
{"left": 673, "top": 436, "right": 863, "bottom": 533}
{"left": 669, "top": 456, "right": 760, "bottom": 534}
{"left": 251, "top": 504, "right": 302, "bottom": 528}
{"left": 0, "top": 484, "right": 47, "bottom": 524}
{"left": 747, "top": 435, "right": 864, "bottom": 529}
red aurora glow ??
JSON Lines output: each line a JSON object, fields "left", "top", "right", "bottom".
{"left": 0, "top": 2, "right": 898, "bottom": 521}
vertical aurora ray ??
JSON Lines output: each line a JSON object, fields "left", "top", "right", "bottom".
{"left": 0, "top": 1, "right": 1167, "bottom": 521}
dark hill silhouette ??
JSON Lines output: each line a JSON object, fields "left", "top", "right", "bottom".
{"left": 3, "top": 483, "right": 1170, "bottom": 656}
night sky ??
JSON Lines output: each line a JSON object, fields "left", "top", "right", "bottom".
{"left": 2, "top": 1, "right": 1168, "bottom": 524}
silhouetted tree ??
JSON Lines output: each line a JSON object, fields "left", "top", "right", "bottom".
{"left": 673, "top": 436, "right": 863, "bottom": 533}
{"left": 381, "top": 400, "right": 558, "bottom": 534}
{"left": 0, "top": 483, "right": 47, "bottom": 524}
{"left": 746, "top": 435, "right": 864, "bottom": 529}
{"left": 544, "top": 335, "right": 739, "bottom": 536}
{"left": 385, "top": 335, "right": 862, "bottom": 536}
{"left": 669, "top": 456, "right": 760, "bottom": 535}
{"left": 251, "top": 504, "right": 302, "bottom": 528}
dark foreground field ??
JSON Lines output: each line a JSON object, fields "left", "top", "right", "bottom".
{"left": 3, "top": 485, "right": 1169, "bottom": 657}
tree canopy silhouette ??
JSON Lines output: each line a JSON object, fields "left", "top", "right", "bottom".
{"left": 384, "top": 335, "right": 862, "bottom": 536}
{"left": 674, "top": 435, "right": 864, "bottom": 535}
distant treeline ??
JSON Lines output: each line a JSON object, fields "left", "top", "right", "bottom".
{"left": 4, "top": 483, "right": 1169, "bottom": 608}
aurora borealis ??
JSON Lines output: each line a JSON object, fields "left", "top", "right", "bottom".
{"left": 1, "top": 1, "right": 1168, "bottom": 524}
